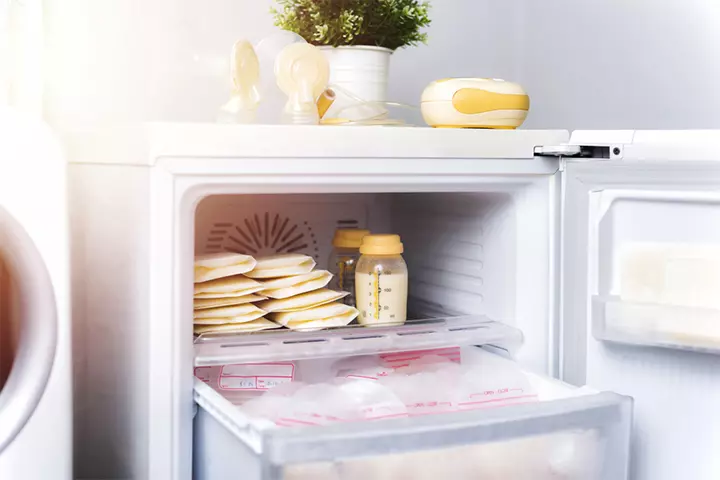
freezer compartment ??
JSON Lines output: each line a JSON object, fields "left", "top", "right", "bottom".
{"left": 195, "top": 192, "right": 508, "bottom": 318}
{"left": 592, "top": 296, "right": 720, "bottom": 354}
{"left": 193, "top": 349, "right": 632, "bottom": 480}
{"left": 193, "top": 190, "right": 550, "bottom": 347}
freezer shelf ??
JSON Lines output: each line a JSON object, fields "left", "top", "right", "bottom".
{"left": 593, "top": 296, "right": 720, "bottom": 354}
{"left": 193, "top": 378, "right": 632, "bottom": 480}
{"left": 194, "top": 315, "right": 523, "bottom": 366}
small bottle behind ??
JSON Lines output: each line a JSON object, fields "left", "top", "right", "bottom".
{"left": 355, "top": 235, "right": 408, "bottom": 327}
{"left": 328, "top": 229, "right": 370, "bottom": 307}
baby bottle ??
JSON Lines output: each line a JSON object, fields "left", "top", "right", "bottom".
{"left": 328, "top": 229, "right": 370, "bottom": 307}
{"left": 355, "top": 235, "right": 408, "bottom": 327}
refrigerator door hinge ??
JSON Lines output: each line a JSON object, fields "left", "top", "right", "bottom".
{"left": 534, "top": 144, "right": 623, "bottom": 160}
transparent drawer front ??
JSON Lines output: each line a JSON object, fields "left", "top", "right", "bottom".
{"left": 193, "top": 381, "right": 631, "bottom": 480}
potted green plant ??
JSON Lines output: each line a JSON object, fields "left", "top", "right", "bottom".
{"left": 272, "top": 0, "right": 431, "bottom": 105}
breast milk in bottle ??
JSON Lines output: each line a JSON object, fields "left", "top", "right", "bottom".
{"left": 355, "top": 235, "right": 408, "bottom": 327}
{"left": 328, "top": 229, "right": 370, "bottom": 307}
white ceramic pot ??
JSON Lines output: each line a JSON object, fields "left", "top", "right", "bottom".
{"left": 320, "top": 46, "right": 392, "bottom": 104}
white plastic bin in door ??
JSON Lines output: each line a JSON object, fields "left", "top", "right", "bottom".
{"left": 0, "top": 108, "right": 72, "bottom": 479}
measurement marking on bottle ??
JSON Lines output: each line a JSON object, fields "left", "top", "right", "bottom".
{"left": 373, "top": 270, "right": 381, "bottom": 320}
{"left": 337, "top": 260, "right": 346, "bottom": 293}
{"left": 366, "top": 270, "right": 396, "bottom": 321}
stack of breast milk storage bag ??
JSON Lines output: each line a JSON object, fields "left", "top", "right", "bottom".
{"left": 194, "top": 253, "right": 359, "bottom": 335}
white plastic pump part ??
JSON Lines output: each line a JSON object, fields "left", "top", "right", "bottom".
{"left": 274, "top": 43, "right": 329, "bottom": 125}
{"left": 218, "top": 40, "right": 261, "bottom": 124}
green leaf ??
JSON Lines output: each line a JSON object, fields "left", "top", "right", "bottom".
{"left": 271, "top": 0, "right": 432, "bottom": 50}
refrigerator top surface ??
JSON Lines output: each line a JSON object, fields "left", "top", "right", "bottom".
{"left": 64, "top": 124, "right": 569, "bottom": 167}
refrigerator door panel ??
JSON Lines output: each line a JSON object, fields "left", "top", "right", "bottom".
{"left": 561, "top": 130, "right": 720, "bottom": 480}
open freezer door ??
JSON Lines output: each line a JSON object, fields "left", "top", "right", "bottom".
{"left": 560, "top": 130, "right": 720, "bottom": 480}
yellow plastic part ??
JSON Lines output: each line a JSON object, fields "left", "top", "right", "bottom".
{"left": 433, "top": 125, "right": 517, "bottom": 129}
{"left": 317, "top": 88, "right": 337, "bottom": 119}
{"left": 452, "top": 88, "right": 530, "bottom": 115}
{"left": 320, "top": 118, "right": 349, "bottom": 125}
{"left": 333, "top": 229, "right": 371, "bottom": 249}
{"left": 360, "top": 234, "right": 404, "bottom": 255}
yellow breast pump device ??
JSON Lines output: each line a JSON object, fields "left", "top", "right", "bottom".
{"left": 421, "top": 78, "right": 530, "bottom": 129}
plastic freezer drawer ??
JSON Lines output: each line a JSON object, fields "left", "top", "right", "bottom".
{"left": 193, "top": 380, "right": 631, "bottom": 480}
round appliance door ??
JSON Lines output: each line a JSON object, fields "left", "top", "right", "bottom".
{"left": 0, "top": 206, "right": 57, "bottom": 454}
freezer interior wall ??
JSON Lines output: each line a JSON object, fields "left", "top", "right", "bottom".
{"left": 194, "top": 190, "right": 553, "bottom": 372}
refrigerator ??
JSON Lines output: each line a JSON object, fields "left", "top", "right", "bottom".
{"left": 66, "top": 124, "right": 720, "bottom": 479}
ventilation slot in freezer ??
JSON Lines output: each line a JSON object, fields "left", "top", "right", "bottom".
{"left": 204, "top": 213, "right": 325, "bottom": 262}
{"left": 197, "top": 195, "right": 369, "bottom": 264}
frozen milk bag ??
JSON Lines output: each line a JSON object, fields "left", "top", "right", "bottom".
{"left": 194, "top": 275, "right": 264, "bottom": 299}
{"left": 194, "top": 318, "right": 281, "bottom": 335}
{"left": 245, "top": 253, "right": 316, "bottom": 279}
{"left": 257, "top": 289, "right": 348, "bottom": 313}
{"left": 268, "top": 303, "right": 359, "bottom": 331}
{"left": 193, "top": 304, "right": 267, "bottom": 325}
{"left": 194, "top": 294, "right": 267, "bottom": 310}
{"left": 260, "top": 270, "right": 333, "bottom": 299}
{"left": 194, "top": 252, "right": 257, "bottom": 283}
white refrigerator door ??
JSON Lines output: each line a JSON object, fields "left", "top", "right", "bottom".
{"left": 561, "top": 130, "right": 720, "bottom": 480}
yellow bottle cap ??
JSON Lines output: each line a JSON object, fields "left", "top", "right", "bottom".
{"left": 332, "top": 229, "right": 370, "bottom": 249}
{"left": 360, "top": 234, "right": 404, "bottom": 255}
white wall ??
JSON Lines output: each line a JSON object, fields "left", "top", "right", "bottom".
{"left": 1, "top": 0, "right": 43, "bottom": 113}
{"left": 388, "top": 1, "right": 522, "bottom": 120}
{"left": 45, "top": 0, "right": 720, "bottom": 131}
{"left": 44, "top": 0, "right": 277, "bottom": 127}
{"left": 519, "top": 0, "right": 720, "bottom": 130}
{"left": 44, "top": 0, "right": 521, "bottom": 128}
{"left": 41, "top": 0, "right": 720, "bottom": 131}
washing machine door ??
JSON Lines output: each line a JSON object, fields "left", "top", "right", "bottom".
{"left": 0, "top": 206, "right": 57, "bottom": 453}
